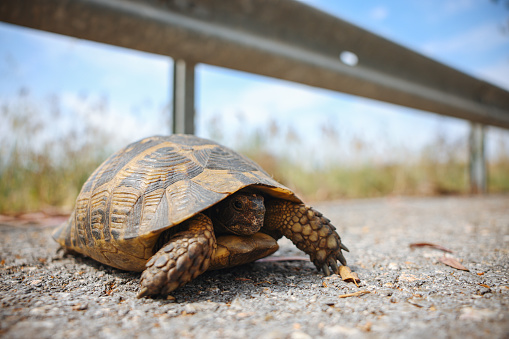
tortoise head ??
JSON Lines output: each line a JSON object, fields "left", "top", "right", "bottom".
{"left": 210, "top": 192, "right": 265, "bottom": 236}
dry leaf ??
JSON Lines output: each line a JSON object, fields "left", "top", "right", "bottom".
{"left": 409, "top": 242, "right": 453, "bottom": 253}
{"left": 338, "top": 290, "right": 370, "bottom": 298}
{"left": 360, "top": 321, "right": 372, "bottom": 332}
{"left": 72, "top": 303, "right": 88, "bottom": 311}
{"left": 438, "top": 256, "right": 469, "bottom": 271}
{"left": 339, "top": 265, "right": 360, "bottom": 282}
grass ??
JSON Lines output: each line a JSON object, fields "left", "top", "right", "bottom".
{"left": 239, "top": 125, "right": 478, "bottom": 200}
{"left": 245, "top": 151, "right": 472, "bottom": 201}
{"left": 0, "top": 91, "right": 110, "bottom": 214}
{"left": 1, "top": 92, "right": 508, "bottom": 214}
{"left": 0, "top": 150, "right": 102, "bottom": 213}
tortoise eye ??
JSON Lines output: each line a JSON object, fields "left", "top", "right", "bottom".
{"left": 232, "top": 199, "right": 243, "bottom": 210}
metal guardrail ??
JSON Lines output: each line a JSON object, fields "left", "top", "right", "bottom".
{"left": 1, "top": 0, "right": 508, "bottom": 192}
{"left": 1, "top": 0, "right": 509, "bottom": 130}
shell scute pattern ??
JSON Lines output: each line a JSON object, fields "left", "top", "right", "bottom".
{"left": 206, "top": 146, "right": 259, "bottom": 172}
{"left": 90, "top": 188, "right": 109, "bottom": 240}
{"left": 156, "top": 179, "right": 226, "bottom": 230}
{"left": 91, "top": 137, "right": 162, "bottom": 193}
{"left": 75, "top": 197, "right": 90, "bottom": 247}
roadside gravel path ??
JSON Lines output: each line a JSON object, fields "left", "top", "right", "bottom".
{"left": 1, "top": 195, "right": 508, "bottom": 338}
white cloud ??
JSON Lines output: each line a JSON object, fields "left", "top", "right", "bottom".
{"left": 418, "top": 0, "right": 476, "bottom": 24}
{"left": 476, "top": 58, "right": 509, "bottom": 90}
{"left": 442, "top": 0, "right": 475, "bottom": 15}
{"left": 420, "top": 22, "right": 508, "bottom": 56}
{"left": 72, "top": 41, "right": 170, "bottom": 79}
{"left": 59, "top": 92, "right": 168, "bottom": 149}
{"left": 199, "top": 80, "right": 328, "bottom": 131}
{"left": 418, "top": 21, "right": 509, "bottom": 89}
{"left": 196, "top": 70, "right": 470, "bottom": 166}
{"left": 369, "top": 6, "right": 389, "bottom": 21}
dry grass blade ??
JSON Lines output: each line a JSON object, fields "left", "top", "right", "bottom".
{"left": 407, "top": 299, "right": 424, "bottom": 308}
{"left": 409, "top": 242, "right": 453, "bottom": 253}
{"left": 438, "top": 256, "right": 469, "bottom": 271}
{"left": 338, "top": 290, "right": 370, "bottom": 298}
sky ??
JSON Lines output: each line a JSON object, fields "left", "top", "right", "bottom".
{"left": 1, "top": 0, "right": 509, "bottom": 166}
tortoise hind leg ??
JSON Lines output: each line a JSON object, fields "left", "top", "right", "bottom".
{"left": 137, "top": 213, "right": 216, "bottom": 298}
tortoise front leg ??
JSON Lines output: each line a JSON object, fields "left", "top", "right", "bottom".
{"left": 137, "top": 213, "right": 216, "bottom": 298}
{"left": 262, "top": 200, "right": 349, "bottom": 275}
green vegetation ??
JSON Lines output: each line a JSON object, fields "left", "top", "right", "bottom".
{"left": 1, "top": 92, "right": 508, "bottom": 214}
{"left": 0, "top": 91, "right": 111, "bottom": 214}
{"left": 243, "top": 141, "right": 471, "bottom": 201}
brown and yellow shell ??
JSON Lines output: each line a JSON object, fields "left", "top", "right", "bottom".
{"left": 53, "top": 134, "right": 300, "bottom": 271}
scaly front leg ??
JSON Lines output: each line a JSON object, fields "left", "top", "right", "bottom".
{"left": 262, "top": 199, "right": 349, "bottom": 275}
{"left": 137, "top": 213, "right": 216, "bottom": 298}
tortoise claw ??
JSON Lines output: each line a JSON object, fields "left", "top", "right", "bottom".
{"left": 340, "top": 243, "right": 350, "bottom": 252}
{"left": 329, "top": 258, "right": 339, "bottom": 274}
{"left": 337, "top": 251, "right": 347, "bottom": 266}
{"left": 322, "top": 264, "right": 331, "bottom": 276}
{"left": 137, "top": 287, "right": 149, "bottom": 299}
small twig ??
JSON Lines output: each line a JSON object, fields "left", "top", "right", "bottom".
{"left": 409, "top": 242, "right": 453, "bottom": 253}
{"left": 338, "top": 290, "right": 370, "bottom": 298}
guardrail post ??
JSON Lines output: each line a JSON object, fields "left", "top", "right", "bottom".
{"left": 469, "top": 122, "right": 487, "bottom": 194}
{"left": 172, "top": 59, "right": 195, "bottom": 134}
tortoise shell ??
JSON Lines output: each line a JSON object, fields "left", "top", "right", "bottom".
{"left": 53, "top": 135, "right": 300, "bottom": 271}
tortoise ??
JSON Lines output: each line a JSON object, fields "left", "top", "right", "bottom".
{"left": 53, "top": 134, "right": 349, "bottom": 298}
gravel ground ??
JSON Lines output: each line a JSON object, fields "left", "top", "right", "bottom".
{"left": 1, "top": 195, "right": 508, "bottom": 339}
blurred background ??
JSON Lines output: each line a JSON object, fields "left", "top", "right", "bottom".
{"left": 1, "top": 0, "right": 509, "bottom": 214}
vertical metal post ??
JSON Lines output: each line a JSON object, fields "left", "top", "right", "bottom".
{"left": 172, "top": 59, "right": 196, "bottom": 134}
{"left": 469, "top": 122, "right": 487, "bottom": 194}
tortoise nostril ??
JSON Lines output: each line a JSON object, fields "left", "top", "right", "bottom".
{"left": 254, "top": 203, "right": 265, "bottom": 213}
